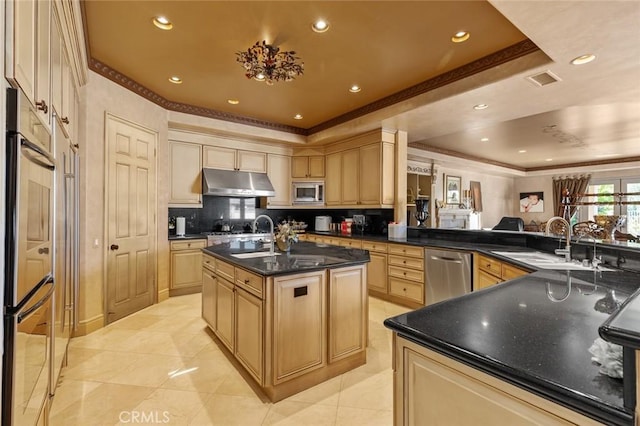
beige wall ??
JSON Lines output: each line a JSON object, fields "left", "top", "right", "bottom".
{"left": 79, "top": 71, "right": 169, "bottom": 332}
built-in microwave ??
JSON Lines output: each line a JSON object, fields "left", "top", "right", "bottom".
{"left": 292, "top": 181, "right": 324, "bottom": 204}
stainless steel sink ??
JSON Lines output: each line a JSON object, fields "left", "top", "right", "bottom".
{"left": 490, "top": 251, "right": 613, "bottom": 271}
{"left": 231, "top": 252, "right": 281, "bottom": 259}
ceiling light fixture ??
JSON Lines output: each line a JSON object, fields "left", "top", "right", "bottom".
{"left": 518, "top": 150, "right": 527, "bottom": 153}
{"left": 480, "top": 137, "right": 489, "bottom": 142}
{"left": 312, "top": 19, "right": 329, "bottom": 33}
{"left": 152, "top": 16, "right": 173, "bottom": 30}
{"left": 545, "top": 158, "right": 553, "bottom": 162}
{"left": 294, "top": 114, "right": 303, "bottom": 120}
{"left": 571, "top": 54, "right": 596, "bottom": 65}
{"left": 236, "top": 40, "right": 304, "bottom": 85}
{"left": 451, "top": 31, "right": 470, "bottom": 43}
{"left": 473, "top": 104, "right": 488, "bottom": 110}
{"left": 349, "top": 85, "right": 361, "bottom": 93}
{"left": 168, "top": 76, "right": 182, "bottom": 84}
{"left": 227, "top": 99, "right": 239, "bottom": 105}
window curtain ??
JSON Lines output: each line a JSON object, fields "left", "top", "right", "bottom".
{"left": 552, "top": 175, "right": 591, "bottom": 220}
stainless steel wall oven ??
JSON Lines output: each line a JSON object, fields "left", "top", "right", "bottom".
{"left": 3, "top": 88, "right": 56, "bottom": 425}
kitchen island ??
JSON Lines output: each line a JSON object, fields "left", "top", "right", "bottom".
{"left": 201, "top": 241, "right": 369, "bottom": 402}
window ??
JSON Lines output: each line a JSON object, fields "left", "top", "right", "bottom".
{"left": 228, "top": 198, "right": 256, "bottom": 220}
{"left": 580, "top": 178, "right": 640, "bottom": 236}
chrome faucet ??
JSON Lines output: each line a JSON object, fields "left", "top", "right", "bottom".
{"left": 575, "top": 234, "right": 602, "bottom": 269}
{"left": 253, "top": 214, "right": 274, "bottom": 256}
{"left": 545, "top": 216, "right": 571, "bottom": 262}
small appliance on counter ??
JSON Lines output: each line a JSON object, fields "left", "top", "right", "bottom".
{"left": 176, "top": 217, "right": 186, "bottom": 237}
{"left": 315, "top": 215, "right": 332, "bottom": 231}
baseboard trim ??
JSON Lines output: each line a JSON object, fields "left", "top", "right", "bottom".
{"left": 75, "top": 314, "right": 104, "bottom": 336}
{"left": 158, "top": 288, "right": 170, "bottom": 303}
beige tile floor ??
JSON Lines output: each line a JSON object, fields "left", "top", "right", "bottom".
{"left": 50, "top": 293, "right": 409, "bottom": 426}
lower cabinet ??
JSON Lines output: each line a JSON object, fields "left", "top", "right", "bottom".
{"left": 475, "top": 253, "right": 530, "bottom": 291}
{"left": 393, "top": 335, "right": 599, "bottom": 425}
{"left": 273, "top": 271, "right": 327, "bottom": 384}
{"left": 367, "top": 252, "right": 388, "bottom": 293}
{"left": 170, "top": 239, "right": 206, "bottom": 296}
{"left": 235, "top": 286, "right": 264, "bottom": 384}
{"left": 329, "top": 266, "right": 367, "bottom": 362}
{"left": 202, "top": 267, "right": 216, "bottom": 330}
{"left": 215, "top": 276, "right": 235, "bottom": 352}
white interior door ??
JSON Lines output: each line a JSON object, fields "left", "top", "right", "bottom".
{"left": 105, "top": 114, "right": 157, "bottom": 323}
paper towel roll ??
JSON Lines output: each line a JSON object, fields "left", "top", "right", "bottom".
{"left": 176, "top": 217, "right": 186, "bottom": 237}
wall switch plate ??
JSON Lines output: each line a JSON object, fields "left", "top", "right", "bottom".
{"left": 353, "top": 215, "right": 365, "bottom": 225}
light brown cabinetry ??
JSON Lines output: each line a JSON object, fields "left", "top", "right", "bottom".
{"left": 235, "top": 286, "right": 264, "bottom": 384}
{"left": 291, "top": 156, "right": 324, "bottom": 178}
{"left": 202, "top": 263, "right": 216, "bottom": 329}
{"left": 273, "top": 271, "right": 327, "bottom": 384}
{"left": 325, "top": 142, "right": 394, "bottom": 207}
{"left": 215, "top": 276, "right": 235, "bottom": 352}
{"left": 387, "top": 243, "right": 425, "bottom": 307}
{"left": 169, "top": 141, "right": 202, "bottom": 207}
{"left": 266, "top": 154, "right": 291, "bottom": 207}
{"left": 475, "top": 254, "right": 530, "bottom": 291}
{"left": 203, "top": 146, "right": 267, "bottom": 172}
{"left": 362, "top": 241, "right": 388, "bottom": 294}
{"left": 393, "top": 336, "right": 599, "bottom": 426}
{"left": 170, "top": 240, "right": 205, "bottom": 296}
{"left": 329, "top": 266, "right": 367, "bottom": 362}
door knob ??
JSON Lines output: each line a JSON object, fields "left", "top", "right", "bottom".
{"left": 110, "top": 244, "right": 119, "bottom": 251}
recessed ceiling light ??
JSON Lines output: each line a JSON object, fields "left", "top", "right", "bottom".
{"left": 545, "top": 158, "right": 553, "bottom": 162}
{"left": 480, "top": 137, "right": 489, "bottom": 142}
{"left": 451, "top": 31, "right": 470, "bottom": 43}
{"left": 227, "top": 99, "right": 239, "bottom": 105}
{"left": 571, "top": 54, "right": 596, "bottom": 65}
{"left": 349, "top": 85, "right": 361, "bottom": 93}
{"left": 473, "top": 104, "right": 488, "bottom": 110}
{"left": 153, "top": 16, "right": 173, "bottom": 30}
{"left": 518, "top": 150, "right": 527, "bottom": 153}
{"left": 312, "top": 19, "right": 329, "bottom": 33}
{"left": 294, "top": 114, "right": 303, "bottom": 120}
{"left": 168, "top": 76, "right": 182, "bottom": 84}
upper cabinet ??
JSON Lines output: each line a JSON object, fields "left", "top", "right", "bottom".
{"left": 7, "top": 0, "right": 51, "bottom": 126}
{"left": 169, "top": 141, "right": 202, "bottom": 207}
{"left": 325, "top": 136, "right": 395, "bottom": 208}
{"left": 266, "top": 154, "right": 291, "bottom": 208}
{"left": 291, "top": 156, "right": 325, "bottom": 179}
{"left": 203, "top": 146, "right": 267, "bottom": 173}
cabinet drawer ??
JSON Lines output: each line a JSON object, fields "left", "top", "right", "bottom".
{"left": 235, "top": 268, "right": 264, "bottom": 298}
{"left": 502, "top": 263, "right": 530, "bottom": 281}
{"left": 476, "top": 269, "right": 502, "bottom": 290}
{"left": 388, "top": 266, "right": 424, "bottom": 283}
{"left": 216, "top": 259, "right": 235, "bottom": 283}
{"left": 338, "top": 239, "right": 362, "bottom": 249}
{"left": 478, "top": 254, "right": 502, "bottom": 278}
{"left": 388, "top": 244, "right": 423, "bottom": 258}
{"left": 362, "top": 241, "right": 387, "bottom": 253}
{"left": 170, "top": 240, "right": 206, "bottom": 251}
{"left": 389, "top": 278, "right": 424, "bottom": 303}
{"left": 388, "top": 255, "right": 424, "bottom": 271}
{"left": 202, "top": 254, "right": 216, "bottom": 272}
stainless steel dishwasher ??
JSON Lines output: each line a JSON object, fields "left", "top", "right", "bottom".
{"left": 424, "top": 248, "right": 472, "bottom": 305}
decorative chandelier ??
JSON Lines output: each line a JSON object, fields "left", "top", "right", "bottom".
{"left": 236, "top": 40, "right": 304, "bottom": 85}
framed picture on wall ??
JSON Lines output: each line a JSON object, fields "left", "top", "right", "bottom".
{"left": 519, "top": 191, "right": 544, "bottom": 213}
{"left": 444, "top": 175, "right": 461, "bottom": 205}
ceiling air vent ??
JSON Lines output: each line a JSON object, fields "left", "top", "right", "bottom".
{"left": 526, "top": 70, "right": 561, "bottom": 87}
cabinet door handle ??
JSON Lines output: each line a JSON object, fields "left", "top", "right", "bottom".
{"left": 244, "top": 279, "right": 250, "bottom": 284}
{"left": 36, "top": 100, "right": 48, "bottom": 114}
{"left": 61, "top": 117, "right": 70, "bottom": 124}
{"left": 38, "top": 247, "right": 49, "bottom": 254}
{"left": 110, "top": 244, "right": 119, "bottom": 251}
{"left": 187, "top": 243, "right": 191, "bottom": 247}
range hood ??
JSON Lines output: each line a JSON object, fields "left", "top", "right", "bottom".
{"left": 202, "top": 168, "right": 275, "bottom": 197}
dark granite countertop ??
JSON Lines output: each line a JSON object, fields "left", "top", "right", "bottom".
{"left": 169, "top": 234, "right": 207, "bottom": 241}
{"left": 600, "top": 289, "right": 640, "bottom": 350}
{"left": 384, "top": 269, "right": 640, "bottom": 425}
{"left": 202, "top": 240, "right": 369, "bottom": 276}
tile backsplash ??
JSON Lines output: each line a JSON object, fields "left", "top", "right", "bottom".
{"left": 168, "top": 196, "right": 394, "bottom": 235}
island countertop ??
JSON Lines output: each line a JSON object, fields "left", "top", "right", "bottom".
{"left": 384, "top": 269, "right": 640, "bottom": 425}
{"left": 202, "top": 240, "right": 370, "bottom": 276}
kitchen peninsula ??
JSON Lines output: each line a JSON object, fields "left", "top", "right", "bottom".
{"left": 200, "top": 241, "right": 369, "bottom": 402}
